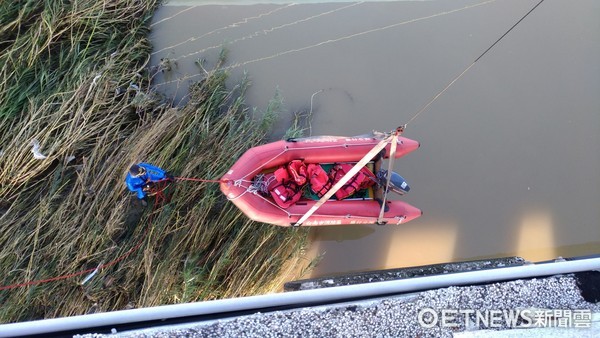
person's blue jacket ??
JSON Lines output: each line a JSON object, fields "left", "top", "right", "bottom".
{"left": 125, "top": 162, "right": 167, "bottom": 199}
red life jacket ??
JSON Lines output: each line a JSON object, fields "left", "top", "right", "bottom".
{"left": 287, "top": 160, "right": 307, "bottom": 186}
{"left": 265, "top": 164, "right": 304, "bottom": 209}
{"left": 307, "top": 164, "right": 332, "bottom": 198}
{"left": 328, "top": 163, "right": 376, "bottom": 200}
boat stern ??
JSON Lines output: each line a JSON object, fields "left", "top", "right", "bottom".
{"left": 387, "top": 136, "right": 419, "bottom": 159}
{"left": 401, "top": 203, "right": 423, "bottom": 224}
{"left": 387, "top": 201, "right": 422, "bottom": 225}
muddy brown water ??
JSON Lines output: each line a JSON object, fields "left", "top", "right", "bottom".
{"left": 149, "top": 0, "right": 600, "bottom": 278}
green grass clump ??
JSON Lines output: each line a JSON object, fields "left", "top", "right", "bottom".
{"left": 0, "top": 1, "right": 311, "bottom": 322}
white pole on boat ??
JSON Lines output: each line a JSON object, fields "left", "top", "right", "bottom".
{"left": 376, "top": 126, "right": 402, "bottom": 224}
{"left": 294, "top": 133, "right": 393, "bottom": 226}
{"left": 1, "top": 257, "right": 599, "bottom": 337}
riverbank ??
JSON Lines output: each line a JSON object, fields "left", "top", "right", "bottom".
{"left": 284, "top": 256, "right": 525, "bottom": 291}
{"left": 0, "top": 1, "right": 310, "bottom": 323}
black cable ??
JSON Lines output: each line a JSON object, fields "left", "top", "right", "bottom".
{"left": 474, "top": 0, "right": 546, "bottom": 63}
{"left": 406, "top": 0, "right": 547, "bottom": 125}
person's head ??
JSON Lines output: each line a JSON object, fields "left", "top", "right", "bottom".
{"left": 129, "top": 164, "right": 146, "bottom": 177}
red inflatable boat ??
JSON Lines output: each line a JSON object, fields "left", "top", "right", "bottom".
{"left": 220, "top": 134, "right": 422, "bottom": 227}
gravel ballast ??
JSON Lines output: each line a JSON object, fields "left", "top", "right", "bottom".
{"left": 98, "top": 274, "right": 599, "bottom": 337}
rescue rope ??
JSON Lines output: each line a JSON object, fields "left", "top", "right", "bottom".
{"left": 0, "top": 197, "right": 164, "bottom": 291}
{"left": 250, "top": 174, "right": 275, "bottom": 195}
{"left": 174, "top": 176, "right": 226, "bottom": 183}
{"left": 404, "top": 0, "right": 546, "bottom": 126}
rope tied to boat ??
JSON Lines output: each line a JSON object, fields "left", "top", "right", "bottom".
{"left": 249, "top": 174, "right": 274, "bottom": 195}
{"left": 174, "top": 177, "right": 227, "bottom": 183}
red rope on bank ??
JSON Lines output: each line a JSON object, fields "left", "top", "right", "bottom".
{"left": 0, "top": 223, "right": 152, "bottom": 291}
{"left": 0, "top": 193, "right": 162, "bottom": 291}
{"left": 0, "top": 176, "right": 221, "bottom": 291}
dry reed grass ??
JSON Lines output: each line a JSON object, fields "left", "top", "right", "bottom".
{"left": 0, "top": 1, "right": 311, "bottom": 322}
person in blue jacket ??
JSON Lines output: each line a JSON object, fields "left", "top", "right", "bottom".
{"left": 125, "top": 162, "right": 174, "bottom": 206}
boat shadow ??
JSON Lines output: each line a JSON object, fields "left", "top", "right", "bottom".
{"left": 309, "top": 225, "right": 376, "bottom": 243}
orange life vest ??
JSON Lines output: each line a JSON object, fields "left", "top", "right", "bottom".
{"left": 265, "top": 161, "right": 307, "bottom": 209}
{"left": 287, "top": 160, "right": 307, "bottom": 186}
{"left": 307, "top": 164, "right": 332, "bottom": 198}
{"left": 328, "top": 163, "right": 376, "bottom": 200}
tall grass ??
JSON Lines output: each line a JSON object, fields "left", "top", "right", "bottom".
{"left": 0, "top": 1, "right": 311, "bottom": 322}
